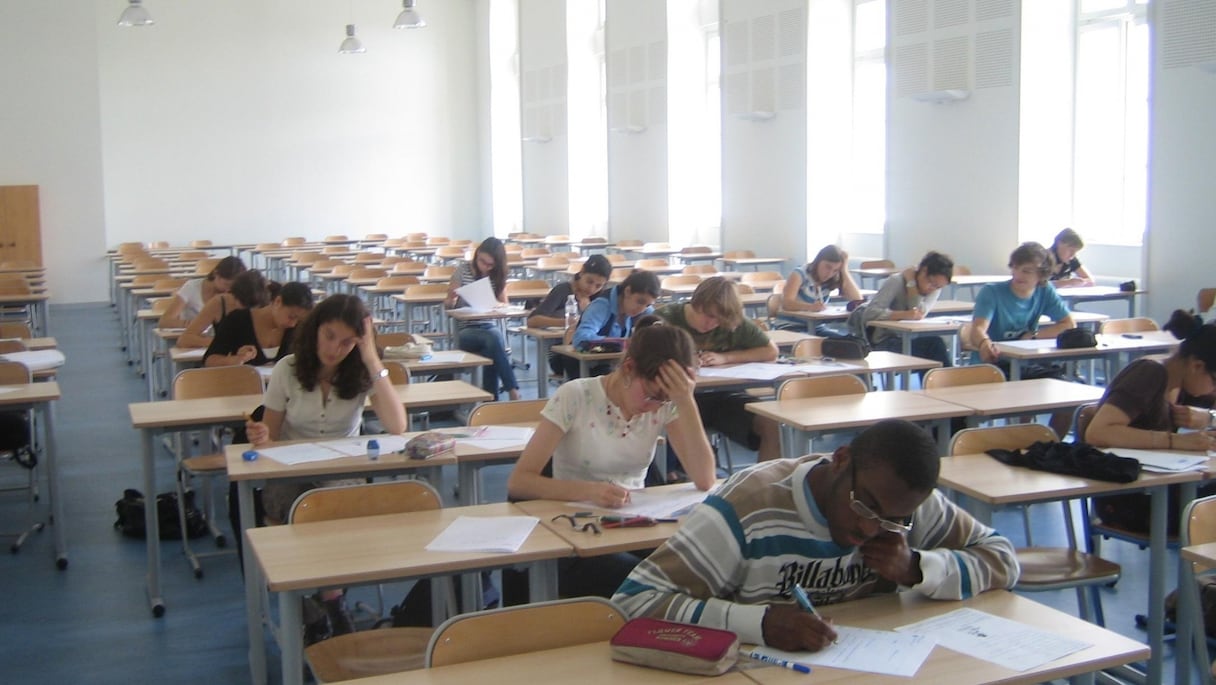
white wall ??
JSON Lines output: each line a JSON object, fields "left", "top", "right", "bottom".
{"left": 0, "top": 3, "right": 108, "bottom": 304}
{"left": 0, "top": 1, "right": 483, "bottom": 303}
{"left": 606, "top": 0, "right": 669, "bottom": 242}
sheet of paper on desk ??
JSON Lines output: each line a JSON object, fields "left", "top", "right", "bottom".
{"left": 998, "top": 339, "right": 1063, "bottom": 350}
{"left": 1114, "top": 448, "right": 1209, "bottom": 472}
{"left": 751, "top": 625, "right": 935, "bottom": 677}
{"left": 0, "top": 349, "right": 65, "bottom": 371}
{"left": 454, "top": 277, "right": 500, "bottom": 312}
{"left": 457, "top": 426, "right": 535, "bottom": 450}
{"left": 256, "top": 442, "right": 347, "bottom": 465}
{"left": 570, "top": 483, "right": 715, "bottom": 518}
{"left": 0, "top": 387, "right": 19, "bottom": 394}
{"left": 425, "top": 515, "right": 539, "bottom": 553}
{"left": 426, "top": 350, "right": 469, "bottom": 362}
{"left": 896, "top": 607, "right": 1091, "bottom": 672}
{"left": 698, "top": 363, "right": 795, "bottom": 381}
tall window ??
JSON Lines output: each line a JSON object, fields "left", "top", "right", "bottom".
{"left": 567, "top": 0, "right": 609, "bottom": 239}
{"left": 489, "top": 0, "right": 523, "bottom": 237}
{"left": 1072, "top": 0, "right": 1148, "bottom": 245}
{"left": 668, "top": 0, "right": 722, "bottom": 247}
{"left": 849, "top": 0, "right": 886, "bottom": 235}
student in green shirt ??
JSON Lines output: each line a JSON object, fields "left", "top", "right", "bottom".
{"left": 656, "top": 277, "right": 782, "bottom": 462}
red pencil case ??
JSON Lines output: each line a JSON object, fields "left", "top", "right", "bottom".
{"left": 610, "top": 617, "right": 739, "bottom": 676}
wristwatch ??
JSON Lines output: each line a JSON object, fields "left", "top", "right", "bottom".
{"left": 374, "top": 367, "right": 389, "bottom": 380}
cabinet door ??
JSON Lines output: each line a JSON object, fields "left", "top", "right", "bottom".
{"left": 0, "top": 185, "right": 42, "bottom": 266}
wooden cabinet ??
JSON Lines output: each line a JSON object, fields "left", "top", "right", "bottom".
{"left": 0, "top": 185, "right": 42, "bottom": 266}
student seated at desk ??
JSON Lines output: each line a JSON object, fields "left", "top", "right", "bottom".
{"left": 1049, "top": 228, "right": 1095, "bottom": 288}
{"left": 157, "top": 255, "right": 246, "bottom": 329}
{"left": 566, "top": 269, "right": 661, "bottom": 378}
{"left": 505, "top": 318, "right": 715, "bottom": 600}
{"left": 1086, "top": 310, "right": 1216, "bottom": 534}
{"left": 655, "top": 277, "right": 782, "bottom": 463}
{"left": 177, "top": 269, "right": 270, "bottom": 349}
{"left": 777, "top": 245, "right": 862, "bottom": 333}
{"left": 447, "top": 237, "right": 520, "bottom": 400}
{"left": 203, "top": 281, "right": 313, "bottom": 367}
{"left": 526, "top": 254, "right": 613, "bottom": 375}
{"left": 613, "top": 420, "right": 1019, "bottom": 652}
{"left": 244, "top": 294, "right": 408, "bottom": 641}
{"left": 847, "top": 250, "right": 954, "bottom": 368}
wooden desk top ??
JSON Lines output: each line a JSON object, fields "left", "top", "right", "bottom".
{"left": 521, "top": 326, "right": 568, "bottom": 340}
{"left": 938, "top": 451, "right": 1201, "bottom": 505}
{"left": 2, "top": 337, "right": 55, "bottom": 351}
{"left": 224, "top": 438, "right": 456, "bottom": 482}
{"left": 869, "top": 310, "right": 1109, "bottom": 334}
{"left": 917, "top": 378, "right": 1105, "bottom": 416}
{"left": 0, "top": 291, "right": 50, "bottom": 304}
{"left": 745, "top": 390, "right": 970, "bottom": 431}
{"left": 745, "top": 591, "right": 1148, "bottom": 684}
{"left": 247, "top": 502, "right": 574, "bottom": 592}
{"left": 398, "top": 352, "right": 492, "bottom": 374}
{"left": 718, "top": 257, "right": 787, "bottom": 266}
{"left": 693, "top": 353, "right": 940, "bottom": 391}
{"left": 446, "top": 307, "right": 530, "bottom": 322}
{"left": 551, "top": 344, "right": 624, "bottom": 362}
{"left": 393, "top": 292, "right": 449, "bottom": 304}
{"left": 1055, "top": 285, "right": 1146, "bottom": 299}
{"left": 993, "top": 331, "right": 1178, "bottom": 361}
{"left": 0, "top": 381, "right": 60, "bottom": 405}
{"left": 766, "top": 329, "right": 815, "bottom": 349}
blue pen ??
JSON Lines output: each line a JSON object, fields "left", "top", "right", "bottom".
{"left": 740, "top": 648, "right": 812, "bottom": 674}
{"left": 793, "top": 583, "right": 837, "bottom": 644}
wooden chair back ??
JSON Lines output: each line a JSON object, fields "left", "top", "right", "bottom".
{"left": 535, "top": 256, "right": 572, "bottom": 270}
{"left": 385, "top": 360, "right": 412, "bottom": 385}
{"left": 734, "top": 283, "right": 755, "bottom": 295}
{"left": 176, "top": 251, "right": 210, "bottom": 261}
{"left": 766, "top": 293, "right": 783, "bottom": 321}
{"left": 321, "top": 245, "right": 348, "bottom": 255}
{"left": 723, "top": 250, "right": 756, "bottom": 259}
{"left": 281, "top": 237, "right": 308, "bottom": 246}
{"left": 505, "top": 280, "right": 550, "bottom": 295}
{"left": 435, "top": 246, "right": 466, "bottom": 260}
{"left": 363, "top": 233, "right": 389, "bottom": 242}
{"left": 375, "top": 276, "right": 420, "bottom": 289}
{"left": 615, "top": 239, "right": 644, "bottom": 249}
{"left": 681, "top": 245, "right": 714, "bottom": 255}
{"left": 1198, "top": 288, "right": 1216, "bottom": 313}
{"left": 129, "top": 274, "right": 161, "bottom": 288}
{"left": 423, "top": 266, "right": 455, "bottom": 281}
{"left": 290, "top": 480, "right": 442, "bottom": 524}
{"left": 0, "top": 340, "right": 28, "bottom": 354}
{"left": 543, "top": 234, "right": 571, "bottom": 244}
{"left": 392, "top": 260, "right": 429, "bottom": 274}
{"left": 520, "top": 248, "right": 552, "bottom": 260}
{"left": 791, "top": 338, "right": 824, "bottom": 358}
{"left": 377, "top": 332, "right": 427, "bottom": 348}
{"left": 0, "top": 360, "right": 32, "bottom": 384}
{"left": 450, "top": 239, "right": 474, "bottom": 248}
{"left": 426, "top": 236, "right": 451, "bottom": 247}
{"left": 949, "top": 423, "right": 1058, "bottom": 456}
{"left": 149, "top": 297, "right": 173, "bottom": 314}
{"left": 189, "top": 239, "right": 213, "bottom": 248}
{"left": 292, "top": 251, "right": 323, "bottom": 265}
{"left": 145, "top": 240, "right": 170, "bottom": 249}
{"left": 636, "top": 258, "right": 672, "bottom": 269}
{"left": 405, "top": 232, "right": 429, "bottom": 241}
{"left": 922, "top": 364, "right": 1005, "bottom": 389}
{"left": 0, "top": 280, "right": 32, "bottom": 295}
{"left": 467, "top": 399, "right": 547, "bottom": 426}
{"left": 0, "top": 322, "right": 32, "bottom": 339}
{"left": 172, "top": 365, "right": 264, "bottom": 400}
{"left": 609, "top": 267, "right": 634, "bottom": 283}
{"left": 327, "top": 264, "right": 356, "bottom": 278}
{"left": 661, "top": 274, "right": 702, "bottom": 290}
{"left": 741, "top": 271, "right": 783, "bottom": 287}
{"left": 192, "top": 258, "right": 222, "bottom": 275}
{"left": 1073, "top": 402, "right": 1099, "bottom": 443}
{"left": 153, "top": 279, "right": 187, "bottom": 291}
{"left": 1184, "top": 496, "right": 1216, "bottom": 573}
{"left": 403, "top": 284, "right": 450, "bottom": 298}
{"left": 777, "top": 374, "right": 867, "bottom": 400}
{"left": 682, "top": 264, "right": 717, "bottom": 275}
{"left": 954, "top": 265, "right": 972, "bottom": 275}
{"left": 350, "top": 268, "right": 388, "bottom": 281}
{"left": 323, "top": 235, "right": 349, "bottom": 243}
{"left": 1100, "top": 317, "right": 1160, "bottom": 335}
{"left": 604, "top": 253, "right": 627, "bottom": 264}
{"left": 859, "top": 259, "right": 895, "bottom": 270}
{"left": 426, "top": 598, "right": 626, "bottom": 668}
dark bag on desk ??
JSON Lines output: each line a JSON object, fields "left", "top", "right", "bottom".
{"left": 985, "top": 441, "right": 1140, "bottom": 483}
{"left": 1056, "top": 328, "right": 1097, "bottom": 349}
{"left": 114, "top": 488, "right": 209, "bottom": 540}
{"left": 821, "top": 335, "right": 870, "bottom": 360}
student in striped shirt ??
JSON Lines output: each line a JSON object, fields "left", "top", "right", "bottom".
{"left": 613, "top": 419, "right": 1019, "bottom": 652}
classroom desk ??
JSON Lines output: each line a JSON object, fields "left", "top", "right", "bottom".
{"left": 246, "top": 503, "right": 573, "bottom": 685}
{"left": 392, "top": 291, "right": 450, "bottom": 337}
{"left": 521, "top": 327, "right": 567, "bottom": 398}
{"left": 746, "top": 390, "right": 969, "bottom": 457}
{"left": 743, "top": 590, "right": 1149, "bottom": 685}
{"left": 1057, "top": 285, "right": 1146, "bottom": 318}
{"left": 444, "top": 307, "right": 530, "bottom": 350}
{"left": 0, "top": 382, "right": 66, "bottom": 569}
{"left": 450, "top": 424, "right": 537, "bottom": 506}
{"left": 694, "top": 352, "right": 941, "bottom": 394}
{"left": 673, "top": 251, "right": 723, "bottom": 264}
{"left": 718, "top": 257, "right": 787, "bottom": 271}
{"left": 551, "top": 343, "right": 624, "bottom": 379}
{"left": 0, "top": 290, "right": 50, "bottom": 336}
{"left": 572, "top": 239, "right": 615, "bottom": 254}
{"left": 395, "top": 351, "right": 491, "bottom": 389}
{"left": 2, "top": 336, "right": 56, "bottom": 350}
{"left": 938, "top": 451, "right": 1202, "bottom": 685}
{"left": 765, "top": 329, "right": 815, "bottom": 351}
{"left": 849, "top": 265, "right": 900, "bottom": 289}
{"left": 779, "top": 299, "right": 975, "bottom": 328}
{"left": 993, "top": 331, "right": 1179, "bottom": 381}
{"left": 1177, "top": 540, "right": 1216, "bottom": 684}
{"left": 127, "top": 381, "right": 490, "bottom": 618}
{"left": 867, "top": 310, "right": 1109, "bottom": 360}
{"left": 916, "top": 378, "right": 1105, "bottom": 428}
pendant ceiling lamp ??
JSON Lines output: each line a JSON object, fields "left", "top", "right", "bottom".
{"left": 339, "top": 24, "right": 366, "bottom": 54}
{"left": 117, "top": 0, "right": 154, "bottom": 27}
{"left": 393, "top": 0, "right": 426, "bottom": 29}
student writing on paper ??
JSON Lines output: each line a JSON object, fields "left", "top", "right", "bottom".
{"left": 243, "top": 295, "right": 408, "bottom": 644}
{"left": 968, "top": 242, "right": 1076, "bottom": 436}
{"left": 158, "top": 255, "right": 246, "bottom": 329}
{"left": 203, "top": 281, "right": 314, "bottom": 367}
{"left": 504, "top": 318, "right": 715, "bottom": 601}
{"left": 446, "top": 237, "right": 520, "bottom": 400}
{"left": 777, "top": 245, "right": 862, "bottom": 333}
{"left": 847, "top": 251, "right": 954, "bottom": 369}
{"left": 177, "top": 269, "right": 271, "bottom": 348}
{"left": 567, "top": 269, "right": 661, "bottom": 379}
{"left": 1048, "top": 228, "right": 1095, "bottom": 288}
{"left": 656, "top": 277, "right": 782, "bottom": 464}
{"left": 614, "top": 420, "right": 1019, "bottom": 652}
{"left": 1087, "top": 310, "right": 1216, "bottom": 534}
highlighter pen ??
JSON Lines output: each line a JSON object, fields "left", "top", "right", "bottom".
{"left": 739, "top": 649, "right": 812, "bottom": 674}
{"left": 792, "top": 584, "right": 838, "bottom": 644}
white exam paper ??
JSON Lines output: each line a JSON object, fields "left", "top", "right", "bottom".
{"left": 454, "top": 277, "right": 500, "bottom": 312}
{"left": 256, "top": 443, "right": 347, "bottom": 465}
{"left": 752, "top": 625, "right": 936, "bottom": 677}
{"left": 425, "top": 350, "right": 471, "bottom": 362}
{"left": 569, "top": 483, "right": 713, "bottom": 519}
{"left": 896, "top": 607, "right": 1091, "bottom": 672}
{"left": 0, "top": 349, "right": 65, "bottom": 371}
{"left": 1114, "top": 448, "right": 1209, "bottom": 473}
{"left": 425, "top": 515, "right": 538, "bottom": 553}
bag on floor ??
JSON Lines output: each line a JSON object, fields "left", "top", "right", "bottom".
{"left": 114, "top": 488, "right": 209, "bottom": 540}
{"left": 1165, "top": 576, "right": 1216, "bottom": 638}
{"left": 0, "top": 411, "right": 36, "bottom": 469}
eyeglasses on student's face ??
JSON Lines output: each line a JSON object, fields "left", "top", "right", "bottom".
{"left": 640, "top": 378, "right": 670, "bottom": 406}
{"left": 849, "top": 461, "right": 913, "bottom": 534}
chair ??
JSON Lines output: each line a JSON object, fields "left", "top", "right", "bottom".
{"left": 426, "top": 597, "right": 626, "bottom": 668}
{"left": 660, "top": 274, "right": 702, "bottom": 292}
{"left": 422, "top": 266, "right": 454, "bottom": 282}
{"left": 949, "top": 424, "right": 1120, "bottom": 624}
{"left": 171, "top": 365, "right": 264, "bottom": 578}
{"left": 608, "top": 267, "right": 634, "bottom": 283}
{"left": 791, "top": 338, "right": 824, "bottom": 359}
{"left": 740, "top": 271, "right": 784, "bottom": 289}
{"left": 189, "top": 239, "right": 213, "bottom": 248}
{"left": 772, "top": 375, "right": 868, "bottom": 455}
{"left": 858, "top": 258, "right": 895, "bottom": 270}
{"left": 922, "top": 364, "right": 1004, "bottom": 390}
{"left": 0, "top": 322, "right": 31, "bottom": 339}
{"left": 1199, "top": 288, "right": 1216, "bottom": 314}
{"left": 0, "top": 360, "right": 43, "bottom": 553}
{"left": 1179, "top": 495, "right": 1216, "bottom": 683}
{"left": 766, "top": 293, "right": 784, "bottom": 327}
{"left": 323, "top": 235, "right": 349, "bottom": 243}
{"left": 465, "top": 399, "right": 547, "bottom": 504}
{"left": 292, "top": 481, "right": 447, "bottom": 683}
{"left": 1100, "top": 317, "right": 1160, "bottom": 334}
{"left": 635, "top": 258, "right": 672, "bottom": 270}
{"left": 723, "top": 249, "right": 756, "bottom": 260}
{"left": 682, "top": 264, "right": 717, "bottom": 275}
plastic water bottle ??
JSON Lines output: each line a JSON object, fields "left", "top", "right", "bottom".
{"left": 367, "top": 439, "right": 380, "bottom": 461}
{"left": 565, "top": 294, "right": 578, "bottom": 328}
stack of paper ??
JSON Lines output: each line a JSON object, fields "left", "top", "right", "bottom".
{"left": 1114, "top": 448, "right": 1209, "bottom": 473}
{"left": 425, "top": 515, "right": 539, "bottom": 553}
{"left": 896, "top": 607, "right": 1091, "bottom": 672}
{"left": 453, "top": 425, "right": 535, "bottom": 450}
{"left": 0, "top": 349, "right": 65, "bottom": 371}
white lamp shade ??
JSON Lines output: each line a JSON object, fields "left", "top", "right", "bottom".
{"left": 117, "top": 0, "right": 154, "bottom": 27}
{"left": 394, "top": 0, "right": 426, "bottom": 29}
{"left": 339, "top": 24, "right": 366, "bottom": 54}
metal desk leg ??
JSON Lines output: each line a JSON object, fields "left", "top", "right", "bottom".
{"left": 536, "top": 339, "right": 549, "bottom": 399}
{"left": 932, "top": 419, "right": 950, "bottom": 454}
{"left": 1009, "top": 360, "right": 1023, "bottom": 381}
{"left": 280, "top": 589, "right": 305, "bottom": 685}
{"left": 241, "top": 480, "right": 267, "bottom": 684}
{"left": 43, "top": 400, "right": 66, "bottom": 569}
{"left": 457, "top": 463, "right": 477, "bottom": 506}
{"left": 529, "top": 559, "right": 559, "bottom": 601}
{"left": 1147, "top": 485, "right": 1167, "bottom": 685}
{"left": 142, "top": 428, "right": 165, "bottom": 617}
